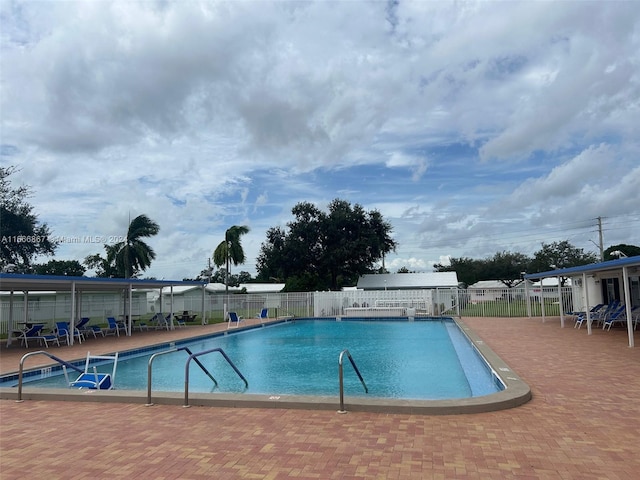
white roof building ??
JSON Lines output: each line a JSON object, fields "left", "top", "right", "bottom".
{"left": 356, "top": 272, "right": 459, "bottom": 290}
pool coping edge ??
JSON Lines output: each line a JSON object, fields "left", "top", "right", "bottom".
{"left": 0, "top": 317, "right": 532, "bottom": 415}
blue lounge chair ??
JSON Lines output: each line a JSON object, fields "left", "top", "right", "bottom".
{"left": 573, "top": 304, "right": 605, "bottom": 329}
{"left": 84, "top": 324, "right": 105, "bottom": 338}
{"left": 55, "top": 321, "right": 84, "bottom": 344}
{"left": 105, "top": 317, "right": 126, "bottom": 337}
{"left": 135, "top": 317, "right": 149, "bottom": 331}
{"left": 70, "top": 352, "right": 118, "bottom": 390}
{"left": 147, "top": 313, "right": 171, "bottom": 330}
{"left": 18, "top": 324, "right": 60, "bottom": 348}
{"left": 227, "top": 311, "right": 242, "bottom": 329}
{"left": 17, "top": 324, "right": 43, "bottom": 347}
{"left": 603, "top": 305, "right": 628, "bottom": 331}
{"left": 75, "top": 317, "right": 90, "bottom": 331}
{"left": 256, "top": 308, "right": 268, "bottom": 320}
{"left": 76, "top": 317, "right": 105, "bottom": 338}
{"left": 155, "top": 313, "right": 171, "bottom": 330}
{"left": 175, "top": 313, "right": 186, "bottom": 328}
{"left": 592, "top": 301, "right": 620, "bottom": 327}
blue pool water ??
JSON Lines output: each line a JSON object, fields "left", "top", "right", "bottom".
{"left": 8, "top": 319, "right": 503, "bottom": 400}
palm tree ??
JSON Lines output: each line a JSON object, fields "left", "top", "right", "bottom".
{"left": 213, "top": 225, "right": 250, "bottom": 294}
{"left": 109, "top": 214, "right": 160, "bottom": 278}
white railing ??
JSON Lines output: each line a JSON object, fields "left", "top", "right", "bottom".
{"left": 1, "top": 287, "right": 577, "bottom": 335}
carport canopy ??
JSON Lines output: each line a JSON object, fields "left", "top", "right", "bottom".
{"left": 0, "top": 273, "right": 207, "bottom": 342}
{"left": 523, "top": 256, "right": 640, "bottom": 347}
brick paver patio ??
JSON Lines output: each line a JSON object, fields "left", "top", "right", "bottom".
{"left": 1, "top": 316, "right": 639, "bottom": 479}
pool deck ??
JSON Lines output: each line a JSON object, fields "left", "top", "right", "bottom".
{"left": 2, "top": 316, "right": 640, "bottom": 479}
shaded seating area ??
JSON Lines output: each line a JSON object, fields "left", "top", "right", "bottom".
{"left": 70, "top": 352, "right": 118, "bottom": 390}
{"left": 0, "top": 274, "right": 208, "bottom": 345}
{"left": 574, "top": 302, "right": 620, "bottom": 329}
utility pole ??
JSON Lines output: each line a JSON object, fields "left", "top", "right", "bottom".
{"left": 597, "top": 216, "right": 604, "bottom": 261}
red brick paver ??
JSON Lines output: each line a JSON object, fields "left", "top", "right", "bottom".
{"left": 1, "top": 317, "right": 639, "bottom": 479}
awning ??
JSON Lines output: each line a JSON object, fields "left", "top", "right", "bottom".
{"left": 523, "top": 256, "right": 639, "bottom": 347}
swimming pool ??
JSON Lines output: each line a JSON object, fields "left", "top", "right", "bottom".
{"left": 1, "top": 318, "right": 532, "bottom": 414}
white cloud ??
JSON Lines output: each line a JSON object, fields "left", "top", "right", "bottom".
{"left": 2, "top": 1, "right": 639, "bottom": 279}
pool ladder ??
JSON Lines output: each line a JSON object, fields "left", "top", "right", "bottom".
{"left": 338, "top": 349, "right": 368, "bottom": 414}
{"left": 16, "top": 351, "right": 85, "bottom": 402}
{"left": 146, "top": 346, "right": 248, "bottom": 407}
{"left": 17, "top": 348, "right": 365, "bottom": 412}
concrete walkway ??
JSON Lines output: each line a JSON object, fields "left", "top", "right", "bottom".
{"left": 1, "top": 316, "right": 639, "bottom": 479}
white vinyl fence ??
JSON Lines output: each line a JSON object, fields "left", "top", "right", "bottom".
{"left": 1, "top": 286, "right": 575, "bottom": 336}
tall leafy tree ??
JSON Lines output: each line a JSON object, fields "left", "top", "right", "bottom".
{"left": 530, "top": 240, "right": 598, "bottom": 285}
{"left": 434, "top": 257, "right": 484, "bottom": 287}
{"left": 603, "top": 244, "right": 640, "bottom": 260}
{"left": 213, "top": 225, "right": 250, "bottom": 293}
{"left": 33, "top": 259, "right": 86, "bottom": 276}
{"left": 108, "top": 214, "right": 160, "bottom": 278}
{"left": 486, "top": 251, "right": 532, "bottom": 288}
{"left": 0, "top": 166, "right": 57, "bottom": 271}
{"left": 257, "top": 199, "right": 397, "bottom": 291}
{"left": 437, "top": 253, "right": 531, "bottom": 288}
{"left": 83, "top": 249, "right": 120, "bottom": 278}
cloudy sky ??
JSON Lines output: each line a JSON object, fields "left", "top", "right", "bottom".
{"left": 2, "top": 1, "right": 639, "bottom": 279}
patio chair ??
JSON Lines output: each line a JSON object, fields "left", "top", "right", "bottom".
{"left": 70, "top": 352, "right": 119, "bottom": 390}
{"left": 602, "top": 305, "right": 627, "bottom": 331}
{"left": 105, "top": 317, "right": 126, "bottom": 337}
{"left": 175, "top": 314, "right": 186, "bottom": 327}
{"left": 75, "top": 317, "right": 90, "bottom": 331}
{"left": 18, "top": 324, "right": 60, "bottom": 348}
{"left": 590, "top": 301, "right": 620, "bottom": 328}
{"left": 135, "top": 317, "right": 149, "bottom": 331}
{"left": 573, "top": 304, "right": 605, "bottom": 329}
{"left": 154, "top": 313, "right": 171, "bottom": 330}
{"left": 632, "top": 306, "right": 640, "bottom": 330}
{"left": 256, "top": 308, "right": 268, "bottom": 320}
{"left": 84, "top": 324, "right": 106, "bottom": 338}
{"left": 55, "top": 321, "right": 84, "bottom": 345}
{"left": 227, "top": 311, "right": 242, "bottom": 329}
{"left": 145, "top": 313, "right": 166, "bottom": 330}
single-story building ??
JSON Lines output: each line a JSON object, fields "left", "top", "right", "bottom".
{"left": 151, "top": 283, "right": 286, "bottom": 320}
{"left": 524, "top": 255, "right": 640, "bottom": 347}
{"left": 467, "top": 280, "right": 507, "bottom": 303}
{"left": 356, "top": 272, "right": 459, "bottom": 290}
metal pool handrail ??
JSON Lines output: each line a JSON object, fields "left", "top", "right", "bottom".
{"left": 338, "top": 349, "right": 368, "bottom": 413}
{"left": 146, "top": 346, "right": 217, "bottom": 406}
{"left": 184, "top": 347, "right": 248, "bottom": 407}
{"left": 16, "top": 351, "right": 85, "bottom": 402}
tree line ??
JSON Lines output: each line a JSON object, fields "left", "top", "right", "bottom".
{"left": 2, "top": 166, "right": 638, "bottom": 291}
